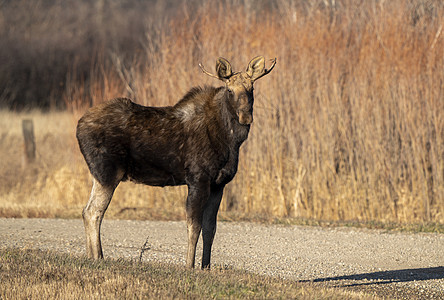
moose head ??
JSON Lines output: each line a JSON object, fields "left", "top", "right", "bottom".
{"left": 199, "top": 56, "right": 276, "bottom": 125}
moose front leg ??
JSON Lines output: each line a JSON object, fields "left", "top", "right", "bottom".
{"left": 186, "top": 216, "right": 201, "bottom": 269}
{"left": 185, "top": 182, "right": 210, "bottom": 268}
{"left": 201, "top": 185, "right": 224, "bottom": 269}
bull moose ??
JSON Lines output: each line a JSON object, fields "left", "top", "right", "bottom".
{"left": 76, "top": 56, "right": 276, "bottom": 268}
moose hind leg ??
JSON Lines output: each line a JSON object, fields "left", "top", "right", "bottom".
{"left": 201, "top": 186, "right": 223, "bottom": 269}
{"left": 82, "top": 178, "right": 116, "bottom": 259}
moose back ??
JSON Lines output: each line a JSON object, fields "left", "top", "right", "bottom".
{"left": 76, "top": 56, "right": 275, "bottom": 268}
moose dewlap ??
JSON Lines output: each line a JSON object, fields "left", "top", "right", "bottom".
{"left": 76, "top": 56, "right": 276, "bottom": 269}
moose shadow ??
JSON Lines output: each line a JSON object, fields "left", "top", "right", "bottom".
{"left": 302, "top": 266, "right": 444, "bottom": 288}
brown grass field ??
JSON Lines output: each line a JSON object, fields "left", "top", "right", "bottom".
{"left": 0, "top": 0, "right": 443, "bottom": 225}
{"left": 0, "top": 248, "right": 378, "bottom": 299}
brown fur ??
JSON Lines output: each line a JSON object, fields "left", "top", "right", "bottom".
{"left": 76, "top": 56, "right": 275, "bottom": 268}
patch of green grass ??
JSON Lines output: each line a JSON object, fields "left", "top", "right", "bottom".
{"left": 0, "top": 248, "right": 375, "bottom": 299}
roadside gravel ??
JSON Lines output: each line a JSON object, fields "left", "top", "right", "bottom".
{"left": 1, "top": 218, "right": 443, "bottom": 299}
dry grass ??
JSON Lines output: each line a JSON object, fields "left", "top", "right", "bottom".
{"left": 0, "top": 0, "right": 443, "bottom": 225}
{"left": 0, "top": 248, "right": 377, "bottom": 299}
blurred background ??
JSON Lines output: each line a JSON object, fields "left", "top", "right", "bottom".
{"left": 0, "top": 0, "right": 443, "bottom": 225}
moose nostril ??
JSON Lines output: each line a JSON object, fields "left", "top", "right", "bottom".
{"left": 239, "top": 112, "right": 253, "bottom": 125}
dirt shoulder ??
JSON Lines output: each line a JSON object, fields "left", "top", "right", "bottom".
{"left": 1, "top": 218, "right": 443, "bottom": 299}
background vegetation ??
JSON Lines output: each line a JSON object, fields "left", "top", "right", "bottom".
{"left": 0, "top": 0, "right": 443, "bottom": 224}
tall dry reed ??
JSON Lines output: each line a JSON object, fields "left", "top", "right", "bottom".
{"left": 1, "top": 0, "right": 443, "bottom": 223}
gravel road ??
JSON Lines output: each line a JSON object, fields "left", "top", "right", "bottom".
{"left": 1, "top": 218, "right": 443, "bottom": 299}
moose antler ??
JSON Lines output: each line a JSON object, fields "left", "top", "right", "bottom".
{"left": 198, "top": 63, "right": 220, "bottom": 80}
{"left": 251, "top": 58, "right": 276, "bottom": 82}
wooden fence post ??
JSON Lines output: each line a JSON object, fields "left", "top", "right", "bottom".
{"left": 424, "top": 141, "right": 434, "bottom": 222}
{"left": 22, "top": 119, "right": 36, "bottom": 168}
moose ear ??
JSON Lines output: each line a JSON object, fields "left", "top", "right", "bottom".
{"left": 246, "top": 56, "right": 265, "bottom": 81}
{"left": 216, "top": 57, "right": 232, "bottom": 80}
